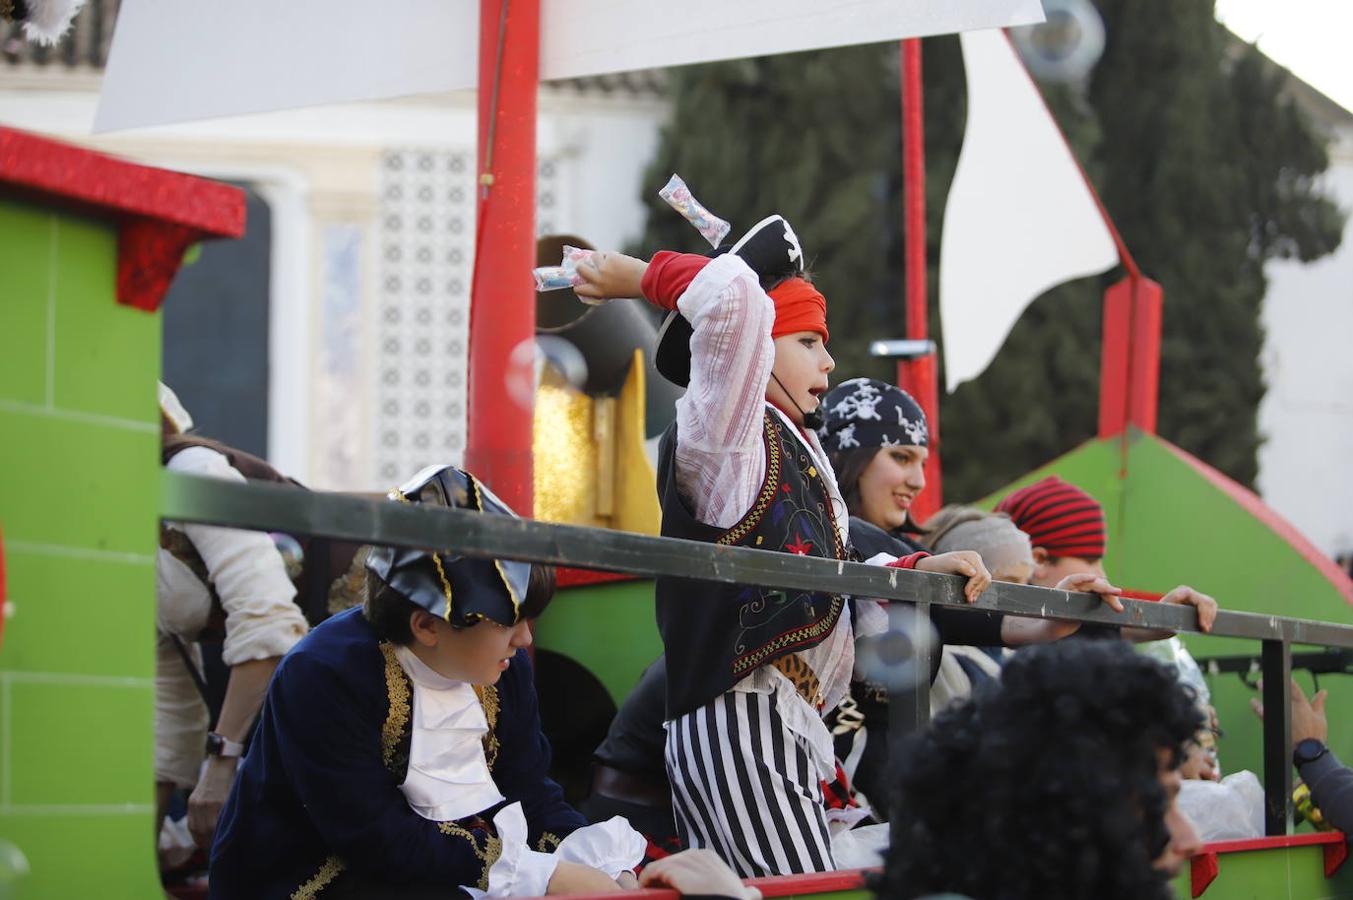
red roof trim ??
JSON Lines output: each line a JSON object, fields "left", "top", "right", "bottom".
{"left": 1160, "top": 438, "right": 1353, "bottom": 608}
{"left": 0, "top": 127, "right": 246, "bottom": 312}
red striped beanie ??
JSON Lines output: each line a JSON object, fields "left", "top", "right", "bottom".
{"left": 995, "top": 476, "right": 1106, "bottom": 559}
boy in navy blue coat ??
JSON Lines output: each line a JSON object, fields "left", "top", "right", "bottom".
{"left": 209, "top": 466, "right": 644, "bottom": 899}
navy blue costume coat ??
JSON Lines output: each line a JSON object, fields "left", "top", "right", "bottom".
{"left": 209, "top": 607, "right": 585, "bottom": 900}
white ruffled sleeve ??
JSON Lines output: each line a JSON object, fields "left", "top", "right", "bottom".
{"left": 551, "top": 816, "right": 646, "bottom": 877}
{"left": 462, "top": 803, "right": 559, "bottom": 899}
{"left": 462, "top": 809, "right": 646, "bottom": 898}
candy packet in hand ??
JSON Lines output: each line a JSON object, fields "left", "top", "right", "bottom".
{"left": 659, "top": 174, "right": 731, "bottom": 248}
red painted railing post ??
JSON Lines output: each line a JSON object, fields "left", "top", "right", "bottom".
{"left": 898, "top": 37, "right": 943, "bottom": 522}
{"left": 466, "top": 0, "right": 540, "bottom": 517}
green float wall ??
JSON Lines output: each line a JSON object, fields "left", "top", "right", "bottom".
{"left": 985, "top": 430, "right": 1353, "bottom": 792}
{"left": 0, "top": 198, "right": 163, "bottom": 899}
{"left": 533, "top": 580, "right": 663, "bottom": 705}
{"left": 1171, "top": 842, "right": 1353, "bottom": 899}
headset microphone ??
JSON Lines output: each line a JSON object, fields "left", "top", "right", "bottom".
{"left": 771, "top": 372, "right": 824, "bottom": 431}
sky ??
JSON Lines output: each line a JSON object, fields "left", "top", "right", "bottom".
{"left": 1213, "top": 0, "right": 1353, "bottom": 114}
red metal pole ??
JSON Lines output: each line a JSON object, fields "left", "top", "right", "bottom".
{"left": 898, "top": 37, "right": 943, "bottom": 521}
{"left": 1097, "top": 278, "right": 1132, "bottom": 439}
{"left": 466, "top": 0, "right": 539, "bottom": 518}
{"left": 1126, "top": 277, "right": 1163, "bottom": 434}
{"left": 1097, "top": 274, "right": 1162, "bottom": 439}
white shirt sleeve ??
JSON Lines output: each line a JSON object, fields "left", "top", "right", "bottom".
{"left": 165, "top": 445, "right": 307, "bottom": 665}
{"left": 466, "top": 807, "right": 647, "bottom": 898}
{"left": 549, "top": 817, "right": 646, "bottom": 877}
{"left": 672, "top": 253, "right": 778, "bottom": 530}
{"left": 466, "top": 803, "right": 559, "bottom": 898}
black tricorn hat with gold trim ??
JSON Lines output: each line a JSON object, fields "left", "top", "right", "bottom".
{"left": 365, "top": 465, "right": 529, "bottom": 628}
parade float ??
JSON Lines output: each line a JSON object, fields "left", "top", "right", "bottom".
{"left": 3, "top": 2, "right": 1353, "bottom": 899}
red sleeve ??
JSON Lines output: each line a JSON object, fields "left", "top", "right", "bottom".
{"left": 640, "top": 251, "right": 711, "bottom": 311}
{"left": 885, "top": 552, "right": 931, "bottom": 569}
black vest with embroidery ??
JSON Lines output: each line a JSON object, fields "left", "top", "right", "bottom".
{"left": 655, "top": 410, "right": 846, "bottom": 720}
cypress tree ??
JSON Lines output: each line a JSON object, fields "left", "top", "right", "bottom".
{"left": 633, "top": 1, "right": 1344, "bottom": 499}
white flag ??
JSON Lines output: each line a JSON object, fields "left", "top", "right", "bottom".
{"left": 95, "top": 0, "right": 1043, "bottom": 132}
{"left": 939, "top": 28, "right": 1119, "bottom": 392}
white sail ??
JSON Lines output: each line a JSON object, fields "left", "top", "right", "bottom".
{"left": 939, "top": 28, "right": 1118, "bottom": 392}
{"left": 95, "top": 0, "right": 1044, "bottom": 132}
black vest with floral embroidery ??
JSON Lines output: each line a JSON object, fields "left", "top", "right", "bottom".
{"left": 655, "top": 410, "right": 846, "bottom": 720}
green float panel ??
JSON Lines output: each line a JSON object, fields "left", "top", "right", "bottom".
{"left": 1172, "top": 837, "right": 1353, "bottom": 899}
{"left": 532, "top": 579, "right": 663, "bottom": 705}
{"left": 985, "top": 429, "right": 1353, "bottom": 793}
{"left": 0, "top": 198, "right": 163, "bottom": 900}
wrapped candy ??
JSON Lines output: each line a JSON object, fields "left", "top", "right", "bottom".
{"left": 659, "top": 174, "right": 731, "bottom": 248}
{"left": 532, "top": 245, "right": 602, "bottom": 302}
{"left": 532, "top": 266, "right": 579, "bottom": 292}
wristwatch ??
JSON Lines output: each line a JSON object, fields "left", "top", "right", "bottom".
{"left": 1293, "top": 738, "right": 1329, "bottom": 767}
{"left": 205, "top": 732, "right": 246, "bottom": 758}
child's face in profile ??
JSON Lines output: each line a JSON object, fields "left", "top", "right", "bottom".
{"left": 412, "top": 613, "right": 534, "bottom": 685}
{"left": 768, "top": 330, "right": 834, "bottom": 425}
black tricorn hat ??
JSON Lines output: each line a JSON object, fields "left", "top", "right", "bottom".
{"left": 365, "top": 465, "right": 530, "bottom": 628}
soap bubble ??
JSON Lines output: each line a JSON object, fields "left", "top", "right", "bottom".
{"left": 1010, "top": 0, "right": 1105, "bottom": 83}
{"left": 854, "top": 603, "right": 939, "bottom": 692}
{"left": 0, "top": 840, "right": 30, "bottom": 900}
{"left": 505, "top": 336, "right": 590, "bottom": 410}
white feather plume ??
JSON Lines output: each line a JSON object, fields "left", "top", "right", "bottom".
{"left": 20, "top": 0, "right": 87, "bottom": 45}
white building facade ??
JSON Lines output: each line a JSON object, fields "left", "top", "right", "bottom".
{"left": 1256, "top": 83, "right": 1353, "bottom": 561}
{"left": 0, "top": 10, "right": 669, "bottom": 491}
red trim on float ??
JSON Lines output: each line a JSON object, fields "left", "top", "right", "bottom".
{"left": 556, "top": 568, "right": 641, "bottom": 588}
{"left": 1160, "top": 438, "right": 1353, "bottom": 608}
{"left": 527, "top": 868, "right": 873, "bottom": 900}
{"left": 1202, "top": 831, "right": 1345, "bottom": 855}
{"left": 746, "top": 868, "right": 871, "bottom": 896}
{"left": 1190, "top": 832, "right": 1349, "bottom": 896}
{"left": 1190, "top": 851, "right": 1219, "bottom": 898}
{"left": 0, "top": 126, "right": 245, "bottom": 312}
{"left": 1325, "top": 837, "right": 1349, "bottom": 878}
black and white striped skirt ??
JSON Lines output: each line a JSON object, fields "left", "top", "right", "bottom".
{"left": 664, "top": 689, "right": 836, "bottom": 877}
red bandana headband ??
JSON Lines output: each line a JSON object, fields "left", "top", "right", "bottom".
{"left": 769, "top": 277, "right": 829, "bottom": 342}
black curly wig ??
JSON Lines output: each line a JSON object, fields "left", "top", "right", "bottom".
{"left": 873, "top": 639, "right": 1203, "bottom": 900}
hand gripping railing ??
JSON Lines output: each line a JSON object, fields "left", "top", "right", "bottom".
{"left": 163, "top": 471, "right": 1353, "bottom": 836}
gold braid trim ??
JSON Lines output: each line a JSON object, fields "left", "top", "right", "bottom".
{"left": 437, "top": 821, "right": 503, "bottom": 891}
{"left": 378, "top": 643, "right": 411, "bottom": 768}
{"left": 717, "top": 415, "right": 781, "bottom": 547}
{"left": 472, "top": 684, "right": 501, "bottom": 770}
{"left": 724, "top": 415, "right": 847, "bottom": 679}
{"left": 731, "top": 594, "right": 844, "bottom": 677}
{"left": 536, "top": 832, "right": 563, "bottom": 853}
{"left": 429, "top": 552, "right": 457, "bottom": 622}
{"left": 290, "top": 855, "right": 344, "bottom": 900}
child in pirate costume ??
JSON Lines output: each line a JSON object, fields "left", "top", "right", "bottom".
{"left": 573, "top": 218, "right": 986, "bottom": 876}
{"left": 209, "top": 465, "right": 645, "bottom": 900}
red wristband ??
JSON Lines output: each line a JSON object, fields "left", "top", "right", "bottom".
{"left": 885, "top": 552, "right": 931, "bottom": 570}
